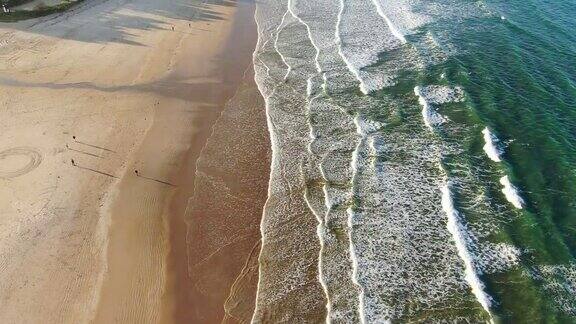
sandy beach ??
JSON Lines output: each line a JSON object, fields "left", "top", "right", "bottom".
{"left": 0, "top": 0, "right": 266, "bottom": 323}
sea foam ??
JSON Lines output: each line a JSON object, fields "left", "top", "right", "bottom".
{"left": 482, "top": 127, "right": 502, "bottom": 162}
{"left": 253, "top": 0, "right": 500, "bottom": 321}
{"left": 441, "top": 183, "right": 493, "bottom": 318}
{"left": 500, "top": 176, "right": 524, "bottom": 209}
{"left": 373, "top": 0, "right": 432, "bottom": 37}
{"left": 336, "top": 0, "right": 403, "bottom": 93}
{"left": 370, "top": 0, "right": 407, "bottom": 43}
{"left": 533, "top": 264, "right": 576, "bottom": 316}
{"left": 477, "top": 242, "right": 521, "bottom": 274}
{"left": 414, "top": 85, "right": 464, "bottom": 130}
{"left": 414, "top": 86, "right": 445, "bottom": 130}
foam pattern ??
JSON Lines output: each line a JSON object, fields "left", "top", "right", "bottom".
{"left": 251, "top": 0, "right": 534, "bottom": 322}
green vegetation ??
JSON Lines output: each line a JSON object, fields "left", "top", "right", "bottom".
{"left": 5, "top": 0, "right": 36, "bottom": 8}
{"left": 0, "top": 0, "right": 82, "bottom": 22}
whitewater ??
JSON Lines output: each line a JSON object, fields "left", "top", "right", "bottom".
{"left": 250, "top": 0, "right": 576, "bottom": 322}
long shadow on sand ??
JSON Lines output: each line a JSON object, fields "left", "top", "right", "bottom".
{"left": 3, "top": 0, "right": 237, "bottom": 46}
{"left": 0, "top": 73, "right": 238, "bottom": 103}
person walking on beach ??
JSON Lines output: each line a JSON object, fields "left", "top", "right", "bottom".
{"left": 71, "top": 159, "right": 75, "bottom": 166}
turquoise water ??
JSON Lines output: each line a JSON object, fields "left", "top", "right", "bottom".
{"left": 252, "top": 0, "right": 576, "bottom": 321}
{"left": 431, "top": 0, "right": 576, "bottom": 320}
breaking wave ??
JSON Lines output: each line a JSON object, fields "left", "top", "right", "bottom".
{"left": 482, "top": 127, "right": 503, "bottom": 162}
{"left": 500, "top": 175, "right": 524, "bottom": 209}
{"left": 249, "top": 0, "right": 573, "bottom": 321}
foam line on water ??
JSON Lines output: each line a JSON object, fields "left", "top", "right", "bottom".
{"left": 274, "top": 9, "right": 292, "bottom": 80}
{"left": 370, "top": 0, "right": 407, "bottom": 44}
{"left": 415, "top": 86, "right": 434, "bottom": 131}
{"left": 482, "top": 127, "right": 502, "bottom": 162}
{"left": 500, "top": 176, "right": 524, "bottom": 209}
{"left": 335, "top": 0, "right": 369, "bottom": 95}
{"left": 287, "top": 1, "right": 322, "bottom": 75}
{"left": 251, "top": 2, "right": 307, "bottom": 319}
{"left": 287, "top": 1, "right": 332, "bottom": 318}
{"left": 441, "top": 182, "right": 494, "bottom": 321}
{"left": 417, "top": 84, "right": 494, "bottom": 321}
{"left": 251, "top": 5, "right": 272, "bottom": 322}
{"left": 289, "top": 0, "right": 366, "bottom": 323}
{"left": 303, "top": 184, "right": 332, "bottom": 321}
{"left": 414, "top": 86, "right": 444, "bottom": 131}
{"left": 347, "top": 115, "right": 371, "bottom": 324}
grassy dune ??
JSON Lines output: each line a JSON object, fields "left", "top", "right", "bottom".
{"left": 0, "top": 0, "right": 81, "bottom": 22}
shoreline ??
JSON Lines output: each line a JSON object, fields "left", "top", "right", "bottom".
{"left": 162, "top": 1, "right": 268, "bottom": 322}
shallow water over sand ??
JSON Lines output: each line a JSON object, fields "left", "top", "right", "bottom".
{"left": 251, "top": 0, "right": 576, "bottom": 322}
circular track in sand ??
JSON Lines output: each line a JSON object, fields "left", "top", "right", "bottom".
{"left": 0, "top": 147, "right": 42, "bottom": 179}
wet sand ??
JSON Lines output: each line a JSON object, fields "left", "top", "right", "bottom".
{"left": 0, "top": 0, "right": 266, "bottom": 322}
{"left": 162, "top": 1, "right": 268, "bottom": 323}
{"left": 165, "top": 67, "right": 269, "bottom": 323}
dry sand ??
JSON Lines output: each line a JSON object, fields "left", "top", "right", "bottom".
{"left": 0, "top": 0, "right": 266, "bottom": 323}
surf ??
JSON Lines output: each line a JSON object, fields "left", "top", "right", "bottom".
{"left": 482, "top": 127, "right": 502, "bottom": 162}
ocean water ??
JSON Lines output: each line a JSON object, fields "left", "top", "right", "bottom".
{"left": 252, "top": 0, "right": 576, "bottom": 322}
